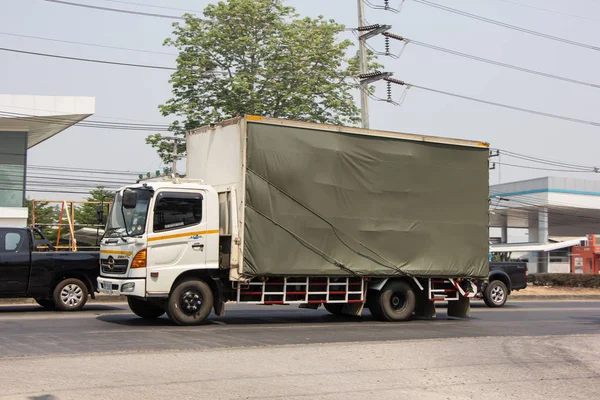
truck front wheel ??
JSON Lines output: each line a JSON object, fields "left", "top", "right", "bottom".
{"left": 127, "top": 296, "right": 165, "bottom": 319}
{"left": 369, "top": 280, "right": 416, "bottom": 322}
{"left": 167, "top": 279, "right": 214, "bottom": 326}
{"left": 53, "top": 278, "right": 88, "bottom": 311}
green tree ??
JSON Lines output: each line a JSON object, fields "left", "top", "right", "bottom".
{"left": 75, "top": 187, "right": 114, "bottom": 227}
{"left": 148, "top": 0, "right": 376, "bottom": 162}
{"left": 26, "top": 199, "right": 59, "bottom": 240}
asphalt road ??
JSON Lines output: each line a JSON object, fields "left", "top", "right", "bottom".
{"left": 0, "top": 301, "right": 599, "bottom": 399}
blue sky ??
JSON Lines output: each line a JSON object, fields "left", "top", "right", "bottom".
{"left": 2, "top": 0, "right": 600, "bottom": 199}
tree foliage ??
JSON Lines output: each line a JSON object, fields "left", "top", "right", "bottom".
{"left": 148, "top": 0, "right": 375, "bottom": 162}
{"left": 75, "top": 187, "right": 115, "bottom": 228}
{"left": 27, "top": 199, "right": 58, "bottom": 240}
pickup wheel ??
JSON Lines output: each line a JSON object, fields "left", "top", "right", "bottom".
{"left": 370, "top": 281, "right": 416, "bottom": 322}
{"left": 323, "top": 303, "right": 344, "bottom": 315}
{"left": 167, "top": 279, "right": 213, "bottom": 326}
{"left": 483, "top": 280, "right": 508, "bottom": 307}
{"left": 127, "top": 296, "right": 165, "bottom": 319}
{"left": 53, "top": 278, "right": 88, "bottom": 311}
{"left": 34, "top": 298, "right": 55, "bottom": 309}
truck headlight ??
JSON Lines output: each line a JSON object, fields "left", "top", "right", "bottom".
{"left": 121, "top": 282, "right": 135, "bottom": 292}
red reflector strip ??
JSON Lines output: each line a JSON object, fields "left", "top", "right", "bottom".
{"left": 328, "top": 291, "right": 347, "bottom": 295}
{"left": 285, "top": 291, "right": 307, "bottom": 295}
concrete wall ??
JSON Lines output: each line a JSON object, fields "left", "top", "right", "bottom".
{"left": 0, "top": 207, "right": 28, "bottom": 227}
{"left": 547, "top": 262, "right": 570, "bottom": 274}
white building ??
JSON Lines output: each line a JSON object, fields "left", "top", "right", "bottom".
{"left": 0, "top": 94, "right": 95, "bottom": 227}
{"left": 490, "top": 177, "right": 600, "bottom": 273}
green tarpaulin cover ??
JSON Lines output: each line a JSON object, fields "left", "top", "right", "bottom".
{"left": 243, "top": 122, "right": 489, "bottom": 279}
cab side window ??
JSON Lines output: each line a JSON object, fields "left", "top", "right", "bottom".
{"left": 153, "top": 192, "right": 203, "bottom": 232}
{"left": 0, "top": 230, "right": 26, "bottom": 253}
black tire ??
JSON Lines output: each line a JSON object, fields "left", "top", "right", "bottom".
{"left": 34, "top": 298, "right": 55, "bottom": 309}
{"left": 127, "top": 296, "right": 165, "bottom": 319}
{"left": 53, "top": 278, "right": 88, "bottom": 311}
{"left": 483, "top": 280, "right": 508, "bottom": 308}
{"left": 367, "top": 290, "right": 385, "bottom": 320}
{"left": 167, "top": 279, "right": 213, "bottom": 326}
{"left": 323, "top": 303, "right": 344, "bottom": 315}
{"left": 370, "top": 280, "right": 416, "bottom": 322}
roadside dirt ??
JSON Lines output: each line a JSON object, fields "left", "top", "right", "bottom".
{"left": 512, "top": 286, "right": 600, "bottom": 296}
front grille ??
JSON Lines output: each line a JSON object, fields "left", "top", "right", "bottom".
{"left": 101, "top": 258, "right": 128, "bottom": 274}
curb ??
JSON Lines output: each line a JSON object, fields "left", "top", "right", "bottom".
{"left": 510, "top": 295, "right": 600, "bottom": 301}
{"left": 0, "top": 295, "right": 127, "bottom": 305}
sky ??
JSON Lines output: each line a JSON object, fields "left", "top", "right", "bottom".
{"left": 2, "top": 0, "right": 600, "bottom": 201}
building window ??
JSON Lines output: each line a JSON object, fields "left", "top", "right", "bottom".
{"left": 0, "top": 131, "right": 27, "bottom": 208}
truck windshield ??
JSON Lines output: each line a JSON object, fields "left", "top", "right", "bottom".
{"left": 105, "top": 189, "right": 153, "bottom": 238}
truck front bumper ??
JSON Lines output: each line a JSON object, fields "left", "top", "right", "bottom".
{"left": 97, "top": 276, "right": 145, "bottom": 297}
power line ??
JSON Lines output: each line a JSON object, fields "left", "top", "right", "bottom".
{"left": 0, "top": 111, "right": 170, "bottom": 131}
{"left": 44, "top": 0, "right": 186, "bottom": 20}
{"left": 99, "top": 0, "right": 202, "bottom": 12}
{"left": 406, "top": 83, "right": 600, "bottom": 128}
{"left": 403, "top": 37, "right": 600, "bottom": 89}
{"left": 495, "top": 162, "right": 596, "bottom": 173}
{"left": 0, "top": 103, "right": 168, "bottom": 125}
{"left": 412, "top": 0, "right": 600, "bottom": 52}
{"left": 497, "top": 150, "right": 598, "bottom": 170}
{"left": 0, "top": 31, "right": 176, "bottom": 56}
{"left": 12, "top": 187, "right": 111, "bottom": 195}
{"left": 0, "top": 47, "right": 176, "bottom": 71}
{"left": 493, "top": 0, "right": 600, "bottom": 23}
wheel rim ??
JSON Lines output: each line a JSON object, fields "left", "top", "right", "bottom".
{"left": 491, "top": 285, "right": 505, "bottom": 304}
{"left": 180, "top": 289, "right": 203, "bottom": 315}
{"left": 390, "top": 292, "right": 406, "bottom": 312}
{"left": 60, "top": 284, "right": 83, "bottom": 307}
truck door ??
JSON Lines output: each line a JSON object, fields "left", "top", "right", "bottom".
{"left": 0, "top": 228, "right": 31, "bottom": 294}
{"left": 146, "top": 191, "right": 207, "bottom": 294}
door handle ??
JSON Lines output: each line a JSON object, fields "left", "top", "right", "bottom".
{"left": 192, "top": 243, "right": 204, "bottom": 251}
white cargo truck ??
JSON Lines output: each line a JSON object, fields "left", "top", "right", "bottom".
{"left": 98, "top": 116, "right": 490, "bottom": 325}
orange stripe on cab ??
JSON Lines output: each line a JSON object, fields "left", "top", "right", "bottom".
{"left": 148, "top": 230, "right": 219, "bottom": 242}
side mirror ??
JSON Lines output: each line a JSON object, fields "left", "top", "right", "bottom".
{"left": 122, "top": 190, "right": 138, "bottom": 209}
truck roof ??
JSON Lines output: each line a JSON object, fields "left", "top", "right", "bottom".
{"left": 188, "top": 115, "right": 490, "bottom": 150}
{"left": 124, "top": 180, "right": 217, "bottom": 193}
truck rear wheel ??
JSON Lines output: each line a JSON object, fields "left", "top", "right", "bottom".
{"left": 53, "top": 278, "right": 88, "bottom": 311}
{"left": 127, "top": 296, "right": 165, "bottom": 319}
{"left": 34, "top": 298, "right": 55, "bottom": 309}
{"left": 167, "top": 279, "right": 213, "bottom": 326}
{"left": 483, "top": 280, "right": 508, "bottom": 307}
{"left": 370, "top": 280, "right": 416, "bottom": 322}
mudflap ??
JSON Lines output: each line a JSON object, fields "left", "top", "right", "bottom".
{"left": 414, "top": 289, "right": 436, "bottom": 318}
{"left": 342, "top": 302, "right": 364, "bottom": 316}
{"left": 299, "top": 303, "right": 320, "bottom": 310}
{"left": 447, "top": 294, "right": 471, "bottom": 318}
{"left": 214, "top": 300, "right": 226, "bottom": 317}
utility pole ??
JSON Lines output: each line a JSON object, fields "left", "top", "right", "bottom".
{"left": 357, "top": 0, "right": 370, "bottom": 129}
{"left": 162, "top": 136, "right": 184, "bottom": 178}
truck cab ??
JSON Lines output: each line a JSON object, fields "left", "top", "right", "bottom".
{"left": 98, "top": 181, "right": 220, "bottom": 299}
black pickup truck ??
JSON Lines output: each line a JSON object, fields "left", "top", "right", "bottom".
{"left": 477, "top": 261, "right": 528, "bottom": 307}
{"left": 0, "top": 227, "right": 100, "bottom": 311}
